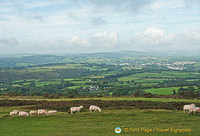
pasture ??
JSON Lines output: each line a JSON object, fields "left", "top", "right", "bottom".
{"left": 144, "top": 87, "right": 180, "bottom": 95}
{"left": 118, "top": 71, "right": 200, "bottom": 82}
{"left": 0, "top": 106, "right": 199, "bottom": 136}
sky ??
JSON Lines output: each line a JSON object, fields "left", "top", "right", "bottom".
{"left": 0, "top": 0, "right": 200, "bottom": 54}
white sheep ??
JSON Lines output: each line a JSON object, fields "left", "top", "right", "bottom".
{"left": 38, "top": 109, "right": 48, "bottom": 115}
{"left": 70, "top": 106, "right": 83, "bottom": 114}
{"left": 183, "top": 103, "right": 195, "bottom": 113}
{"left": 189, "top": 107, "right": 200, "bottom": 114}
{"left": 18, "top": 111, "right": 29, "bottom": 116}
{"left": 89, "top": 105, "right": 101, "bottom": 112}
{"left": 10, "top": 111, "right": 18, "bottom": 116}
{"left": 48, "top": 110, "right": 57, "bottom": 115}
{"left": 30, "top": 110, "right": 37, "bottom": 115}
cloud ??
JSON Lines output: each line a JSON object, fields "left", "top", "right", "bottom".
{"left": 134, "top": 27, "right": 172, "bottom": 45}
{"left": 69, "top": 36, "right": 90, "bottom": 47}
{"left": 173, "top": 30, "right": 200, "bottom": 49}
{"left": 88, "top": 0, "right": 155, "bottom": 15}
{"left": 22, "top": 31, "right": 120, "bottom": 53}
{"left": 68, "top": 31, "right": 119, "bottom": 49}
{"left": 90, "top": 31, "right": 119, "bottom": 48}
{"left": 131, "top": 27, "right": 200, "bottom": 51}
{"left": 184, "top": 0, "right": 200, "bottom": 8}
{"left": 0, "top": 38, "right": 19, "bottom": 47}
{"left": 90, "top": 16, "right": 107, "bottom": 25}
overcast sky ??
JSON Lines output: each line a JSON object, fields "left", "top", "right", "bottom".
{"left": 0, "top": 0, "right": 200, "bottom": 54}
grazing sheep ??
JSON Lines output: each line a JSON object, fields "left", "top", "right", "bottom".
{"left": 70, "top": 106, "right": 83, "bottom": 114}
{"left": 10, "top": 111, "right": 18, "bottom": 116}
{"left": 48, "top": 110, "right": 57, "bottom": 115}
{"left": 38, "top": 109, "right": 48, "bottom": 115}
{"left": 18, "top": 111, "right": 29, "bottom": 116}
{"left": 30, "top": 110, "right": 37, "bottom": 115}
{"left": 189, "top": 107, "right": 200, "bottom": 114}
{"left": 183, "top": 103, "right": 195, "bottom": 113}
{"left": 89, "top": 105, "right": 101, "bottom": 112}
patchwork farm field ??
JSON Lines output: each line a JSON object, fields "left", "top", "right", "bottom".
{"left": 1, "top": 61, "right": 200, "bottom": 96}
{"left": 118, "top": 71, "right": 200, "bottom": 81}
{"left": 144, "top": 87, "right": 180, "bottom": 95}
{"left": 144, "top": 87, "right": 199, "bottom": 95}
{"left": 0, "top": 102, "right": 200, "bottom": 136}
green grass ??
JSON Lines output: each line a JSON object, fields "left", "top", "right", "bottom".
{"left": 144, "top": 86, "right": 198, "bottom": 95}
{"left": 35, "top": 81, "right": 61, "bottom": 86}
{"left": 71, "top": 80, "right": 87, "bottom": 84}
{"left": 15, "top": 63, "right": 29, "bottom": 67}
{"left": 118, "top": 71, "right": 200, "bottom": 82}
{"left": 0, "top": 107, "right": 199, "bottom": 136}
{"left": 144, "top": 87, "right": 180, "bottom": 95}
{"left": 67, "top": 86, "right": 81, "bottom": 89}
{"left": 33, "top": 64, "right": 82, "bottom": 70}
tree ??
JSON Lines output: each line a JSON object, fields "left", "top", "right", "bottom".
{"left": 173, "top": 90, "right": 176, "bottom": 95}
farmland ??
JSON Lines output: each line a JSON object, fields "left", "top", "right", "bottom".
{"left": 0, "top": 53, "right": 200, "bottom": 97}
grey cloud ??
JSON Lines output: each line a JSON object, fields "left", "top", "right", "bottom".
{"left": 11, "top": 1, "right": 44, "bottom": 22}
{"left": 0, "top": 38, "right": 19, "bottom": 46}
{"left": 23, "top": 12, "right": 44, "bottom": 22}
{"left": 0, "top": 26, "right": 12, "bottom": 35}
{"left": 184, "top": 0, "right": 200, "bottom": 8}
{"left": 90, "top": 16, "right": 107, "bottom": 25}
{"left": 88, "top": 0, "right": 155, "bottom": 14}
{"left": 66, "top": 12, "right": 79, "bottom": 20}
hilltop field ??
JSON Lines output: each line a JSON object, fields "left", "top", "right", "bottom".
{"left": 0, "top": 97, "right": 200, "bottom": 136}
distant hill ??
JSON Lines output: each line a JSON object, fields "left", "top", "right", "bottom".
{"left": 0, "top": 55, "right": 66, "bottom": 67}
{"left": 0, "top": 50, "right": 199, "bottom": 67}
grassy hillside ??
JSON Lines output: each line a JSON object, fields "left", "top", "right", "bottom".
{"left": 0, "top": 107, "right": 199, "bottom": 136}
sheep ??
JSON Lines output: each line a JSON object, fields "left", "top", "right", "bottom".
{"left": 70, "top": 106, "right": 83, "bottom": 114}
{"left": 89, "top": 105, "right": 101, "bottom": 112}
{"left": 189, "top": 107, "right": 200, "bottom": 114}
{"left": 18, "top": 111, "right": 29, "bottom": 116}
{"left": 38, "top": 109, "right": 48, "bottom": 115}
{"left": 10, "top": 111, "right": 18, "bottom": 116}
{"left": 183, "top": 103, "right": 195, "bottom": 113}
{"left": 30, "top": 110, "right": 37, "bottom": 115}
{"left": 48, "top": 110, "right": 57, "bottom": 115}
{"left": 10, "top": 110, "right": 19, "bottom": 116}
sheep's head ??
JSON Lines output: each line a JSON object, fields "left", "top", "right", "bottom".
{"left": 80, "top": 105, "right": 83, "bottom": 108}
{"left": 98, "top": 108, "right": 101, "bottom": 112}
{"left": 191, "top": 103, "right": 195, "bottom": 107}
